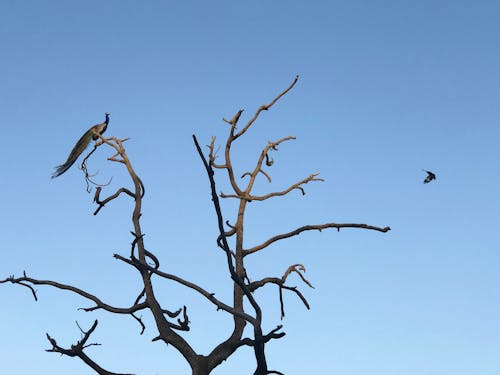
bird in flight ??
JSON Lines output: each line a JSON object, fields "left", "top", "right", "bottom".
{"left": 422, "top": 169, "right": 436, "bottom": 184}
{"left": 52, "top": 113, "right": 110, "bottom": 178}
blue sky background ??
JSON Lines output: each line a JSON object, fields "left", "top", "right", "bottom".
{"left": 1, "top": 1, "right": 499, "bottom": 374}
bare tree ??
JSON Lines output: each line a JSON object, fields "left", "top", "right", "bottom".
{"left": 2, "top": 76, "right": 390, "bottom": 375}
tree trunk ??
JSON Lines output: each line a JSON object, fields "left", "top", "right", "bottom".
{"left": 191, "top": 355, "right": 210, "bottom": 375}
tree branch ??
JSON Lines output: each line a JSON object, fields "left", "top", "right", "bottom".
{"left": 93, "top": 186, "right": 136, "bottom": 215}
{"left": 241, "top": 136, "right": 296, "bottom": 194}
{"left": 248, "top": 264, "right": 314, "bottom": 319}
{"left": 2, "top": 273, "right": 149, "bottom": 315}
{"left": 245, "top": 222, "right": 391, "bottom": 255}
{"left": 113, "top": 253, "right": 256, "bottom": 324}
{"left": 234, "top": 75, "right": 299, "bottom": 140}
{"left": 80, "top": 143, "right": 113, "bottom": 193}
{"left": 239, "top": 325, "right": 286, "bottom": 347}
{"left": 46, "top": 320, "right": 134, "bottom": 375}
{"left": 194, "top": 134, "right": 276, "bottom": 374}
{"left": 221, "top": 172, "right": 324, "bottom": 201}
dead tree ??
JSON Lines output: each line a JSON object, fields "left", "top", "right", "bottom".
{"left": 2, "top": 76, "right": 390, "bottom": 375}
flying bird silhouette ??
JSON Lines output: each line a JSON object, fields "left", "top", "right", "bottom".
{"left": 422, "top": 169, "right": 436, "bottom": 184}
{"left": 52, "top": 113, "right": 110, "bottom": 178}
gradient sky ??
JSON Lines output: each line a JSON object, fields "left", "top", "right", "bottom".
{"left": 1, "top": 1, "right": 499, "bottom": 374}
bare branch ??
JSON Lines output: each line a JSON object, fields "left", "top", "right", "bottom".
{"left": 1, "top": 272, "right": 38, "bottom": 300}
{"left": 241, "top": 136, "right": 295, "bottom": 190}
{"left": 280, "top": 284, "right": 310, "bottom": 318}
{"left": 245, "top": 222, "right": 391, "bottom": 255}
{"left": 224, "top": 220, "right": 237, "bottom": 237}
{"left": 193, "top": 135, "right": 263, "bottom": 311}
{"left": 127, "top": 231, "right": 160, "bottom": 270}
{"left": 278, "top": 286, "right": 284, "bottom": 320}
{"left": 46, "top": 320, "right": 135, "bottom": 375}
{"left": 194, "top": 134, "right": 276, "bottom": 373}
{"left": 223, "top": 109, "right": 244, "bottom": 126}
{"left": 133, "top": 288, "right": 146, "bottom": 306}
{"left": 114, "top": 253, "right": 256, "bottom": 324}
{"left": 79, "top": 143, "right": 113, "bottom": 193}
{"left": 283, "top": 264, "right": 314, "bottom": 289}
{"left": 208, "top": 136, "right": 226, "bottom": 169}
{"left": 219, "top": 192, "right": 247, "bottom": 200}
{"left": 247, "top": 264, "right": 314, "bottom": 319}
{"left": 4, "top": 273, "right": 149, "bottom": 317}
{"left": 259, "top": 169, "right": 272, "bottom": 183}
{"left": 218, "top": 78, "right": 300, "bottom": 209}
{"left": 234, "top": 76, "right": 299, "bottom": 140}
{"left": 93, "top": 186, "right": 136, "bottom": 215}
{"left": 239, "top": 325, "right": 285, "bottom": 347}
{"left": 221, "top": 172, "right": 322, "bottom": 202}
{"left": 130, "top": 313, "right": 146, "bottom": 335}
{"left": 88, "top": 135, "right": 198, "bottom": 360}
{"left": 246, "top": 173, "right": 324, "bottom": 201}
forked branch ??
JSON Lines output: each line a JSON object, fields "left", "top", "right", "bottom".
{"left": 113, "top": 253, "right": 256, "bottom": 324}
{"left": 80, "top": 143, "right": 113, "bottom": 193}
{"left": 220, "top": 172, "right": 323, "bottom": 201}
{"left": 248, "top": 264, "right": 314, "bottom": 319}
{"left": 2, "top": 273, "right": 150, "bottom": 333}
{"left": 240, "top": 136, "right": 296, "bottom": 189}
{"left": 46, "top": 320, "right": 134, "bottom": 375}
{"left": 234, "top": 75, "right": 299, "bottom": 140}
{"left": 93, "top": 186, "right": 136, "bottom": 215}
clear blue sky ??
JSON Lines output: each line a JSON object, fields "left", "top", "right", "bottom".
{"left": 1, "top": 1, "right": 499, "bottom": 374}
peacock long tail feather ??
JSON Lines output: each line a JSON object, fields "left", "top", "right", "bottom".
{"left": 51, "top": 128, "right": 95, "bottom": 178}
{"left": 52, "top": 113, "right": 109, "bottom": 179}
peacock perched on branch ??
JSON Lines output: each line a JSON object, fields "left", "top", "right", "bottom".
{"left": 51, "top": 113, "right": 110, "bottom": 178}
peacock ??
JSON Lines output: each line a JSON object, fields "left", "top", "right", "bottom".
{"left": 52, "top": 113, "right": 110, "bottom": 178}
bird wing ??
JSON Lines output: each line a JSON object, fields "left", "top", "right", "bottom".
{"left": 423, "top": 174, "right": 436, "bottom": 183}
{"left": 90, "top": 122, "right": 106, "bottom": 140}
{"left": 51, "top": 127, "right": 95, "bottom": 178}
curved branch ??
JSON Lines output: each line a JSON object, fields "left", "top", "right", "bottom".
{"left": 80, "top": 143, "right": 113, "bottom": 193}
{"left": 239, "top": 325, "right": 286, "bottom": 347}
{"left": 114, "top": 253, "right": 256, "bottom": 324}
{"left": 246, "top": 173, "right": 324, "bottom": 202}
{"left": 3, "top": 273, "right": 149, "bottom": 315}
{"left": 93, "top": 186, "right": 136, "bottom": 215}
{"left": 1, "top": 272, "right": 38, "bottom": 300}
{"left": 245, "top": 222, "right": 391, "bottom": 255}
{"left": 219, "top": 172, "right": 324, "bottom": 202}
{"left": 248, "top": 264, "right": 314, "bottom": 319}
{"left": 243, "top": 136, "right": 296, "bottom": 193}
{"left": 282, "top": 264, "right": 314, "bottom": 289}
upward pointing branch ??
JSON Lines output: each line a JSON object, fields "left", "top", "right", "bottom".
{"left": 192, "top": 135, "right": 261, "bottom": 313}
{"left": 233, "top": 75, "right": 299, "bottom": 140}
